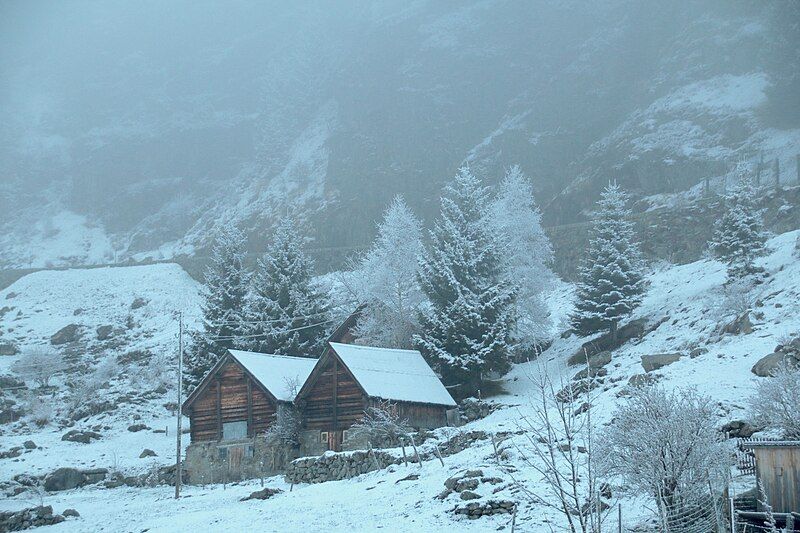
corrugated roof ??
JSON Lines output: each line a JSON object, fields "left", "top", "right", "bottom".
{"left": 329, "top": 342, "right": 457, "bottom": 407}
{"left": 740, "top": 440, "right": 800, "bottom": 448}
{"left": 228, "top": 350, "right": 317, "bottom": 402}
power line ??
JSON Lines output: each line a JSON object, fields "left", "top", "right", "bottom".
{"left": 207, "top": 310, "right": 332, "bottom": 326}
{"left": 206, "top": 319, "right": 335, "bottom": 341}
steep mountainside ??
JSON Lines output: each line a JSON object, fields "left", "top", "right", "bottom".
{"left": 1, "top": 1, "right": 798, "bottom": 268}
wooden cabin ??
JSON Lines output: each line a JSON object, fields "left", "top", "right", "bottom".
{"left": 182, "top": 350, "right": 316, "bottom": 443}
{"left": 742, "top": 440, "right": 800, "bottom": 513}
{"left": 295, "top": 342, "right": 457, "bottom": 453}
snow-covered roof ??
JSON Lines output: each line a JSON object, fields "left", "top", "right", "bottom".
{"left": 228, "top": 350, "right": 317, "bottom": 402}
{"left": 328, "top": 342, "right": 457, "bottom": 407}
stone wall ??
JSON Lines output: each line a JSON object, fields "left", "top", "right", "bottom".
{"left": 285, "top": 450, "right": 401, "bottom": 484}
{"left": 0, "top": 506, "right": 68, "bottom": 531}
{"left": 184, "top": 437, "right": 297, "bottom": 485}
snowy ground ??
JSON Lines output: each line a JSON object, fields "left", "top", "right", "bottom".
{"left": 1, "top": 231, "right": 798, "bottom": 532}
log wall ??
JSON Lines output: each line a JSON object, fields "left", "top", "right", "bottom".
{"left": 389, "top": 400, "right": 448, "bottom": 429}
{"left": 188, "top": 360, "right": 276, "bottom": 443}
{"left": 302, "top": 356, "right": 366, "bottom": 432}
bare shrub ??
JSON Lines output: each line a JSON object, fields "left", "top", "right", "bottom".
{"left": 11, "top": 346, "right": 66, "bottom": 388}
{"left": 349, "top": 401, "right": 412, "bottom": 448}
{"left": 750, "top": 361, "right": 800, "bottom": 438}
{"left": 512, "top": 367, "right": 606, "bottom": 533}
{"left": 600, "top": 386, "right": 730, "bottom": 527}
{"left": 92, "top": 357, "right": 121, "bottom": 387}
{"left": 719, "top": 279, "right": 755, "bottom": 316}
{"left": 25, "top": 393, "right": 53, "bottom": 427}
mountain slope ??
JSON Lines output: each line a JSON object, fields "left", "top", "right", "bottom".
{"left": 1, "top": 1, "right": 798, "bottom": 268}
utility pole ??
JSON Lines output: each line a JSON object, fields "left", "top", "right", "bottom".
{"left": 175, "top": 312, "right": 184, "bottom": 499}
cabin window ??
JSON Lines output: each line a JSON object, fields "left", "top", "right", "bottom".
{"left": 222, "top": 421, "right": 247, "bottom": 441}
{"left": 342, "top": 430, "right": 350, "bottom": 442}
{"left": 320, "top": 431, "right": 329, "bottom": 443}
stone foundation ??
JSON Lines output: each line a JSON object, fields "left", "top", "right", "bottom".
{"left": 184, "top": 437, "right": 297, "bottom": 485}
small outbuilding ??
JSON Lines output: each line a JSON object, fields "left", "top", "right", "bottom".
{"left": 741, "top": 440, "right": 800, "bottom": 513}
{"left": 295, "top": 342, "right": 458, "bottom": 453}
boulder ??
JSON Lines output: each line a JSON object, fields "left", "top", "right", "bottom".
{"left": 627, "top": 373, "right": 661, "bottom": 389}
{"left": 128, "top": 424, "right": 150, "bottom": 433}
{"left": 568, "top": 319, "right": 647, "bottom": 366}
{"left": 721, "top": 420, "right": 758, "bottom": 439}
{"left": 44, "top": 468, "right": 86, "bottom": 492}
{"left": 81, "top": 468, "right": 108, "bottom": 484}
{"left": 641, "top": 353, "right": 682, "bottom": 373}
{"left": 240, "top": 487, "right": 282, "bottom": 501}
{"left": 23, "top": 440, "right": 36, "bottom": 449}
{"left": 139, "top": 449, "right": 157, "bottom": 458}
{"left": 0, "top": 343, "right": 18, "bottom": 356}
{"left": 572, "top": 366, "right": 607, "bottom": 381}
{"left": 460, "top": 490, "right": 482, "bottom": 500}
{"left": 0, "top": 374, "right": 25, "bottom": 389}
{"left": 130, "top": 297, "right": 148, "bottom": 310}
{"left": 63, "top": 508, "right": 80, "bottom": 518}
{"left": 61, "top": 430, "right": 101, "bottom": 444}
{"left": 556, "top": 379, "right": 598, "bottom": 402}
{"left": 751, "top": 351, "right": 799, "bottom": 377}
{"left": 96, "top": 325, "right": 113, "bottom": 341}
{"left": 720, "top": 312, "right": 753, "bottom": 336}
{"left": 50, "top": 324, "right": 82, "bottom": 345}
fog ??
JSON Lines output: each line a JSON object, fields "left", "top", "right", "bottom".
{"left": 1, "top": 1, "right": 798, "bottom": 269}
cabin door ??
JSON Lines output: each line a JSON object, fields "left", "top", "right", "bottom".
{"left": 327, "top": 430, "right": 343, "bottom": 452}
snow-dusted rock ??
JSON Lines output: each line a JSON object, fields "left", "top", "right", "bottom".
{"left": 44, "top": 468, "right": 86, "bottom": 492}
{"left": 751, "top": 350, "right": 799, "bottom": 377}
{"left": 640, "top": 353, "right": 683, "bottom": 373}
{"left": 50, "top": 324, "right": 83, "bottom": 345}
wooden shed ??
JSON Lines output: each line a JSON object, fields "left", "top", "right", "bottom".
{"left": 182, "top": 350, "right": 316, "bottom": 443}
{"left": 742, "top": 440, "right": 800, "bottom": 513}
{"left": 295, "top": 342, "right": 457, "bottom": 452}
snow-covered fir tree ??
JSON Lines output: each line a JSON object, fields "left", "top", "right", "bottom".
{"left": 413, "top": 167, "right": 516, "bottom": 396}
{"left": 341, "top": 196, "right": 424, "bottom": 348}
{"left": 709, "top": 170, "right": 767, "bottom": 281}
{"left": 185, "top": 226, "right": 249, "bottom": 391}
{"left": 243, "top": 218, "right": 329, "bottom": 356}
{"left": 571, "top": 182, "right": 645, "bottom": 337}
{"left": 487, "top": 165, "right": 555, "bottom": 349}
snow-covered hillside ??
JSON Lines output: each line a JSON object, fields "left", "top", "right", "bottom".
{"left": 0, "top": 231, "right": 798, "bottom": 531}
{"left": 0, "top": 264, "right": 202, "bottom": 480}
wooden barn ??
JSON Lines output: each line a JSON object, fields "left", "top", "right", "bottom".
{"left": 295, "top": 342, "right": 457, "bottom": 453}
{"left": 181, "top": 350, "right": 316, "bottom": 443}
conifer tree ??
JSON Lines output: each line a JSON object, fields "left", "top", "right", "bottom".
{"left": 343, "top": 196, "right": 424, "bottom": 348}
{"left": 244, "top": 218, "right": 329, "bottom": 356}
{"left": 709, "top": 172, "right": 767, "bottom": 281}
{"left": 185, "top": 226, "right": 249, "bottom": 391}
{"left": 487, "top": 165, "right": 556, "bottom": 348}
{"left": 571, "top": 182, "right": 645, "bottom": 337}
{"left": 413, "top": 167, "right": 516, "bottom": 396}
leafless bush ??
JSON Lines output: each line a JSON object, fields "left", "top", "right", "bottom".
{"left": 265, "top": 403, "right": 301, "bottom": 447}
{"left": 750, "top": 361, "right": 800, "bottom": 438}
{"left": 349, "top": 401, "right": 412, "bottom": 447}
{"left": 11, "top": 346, "right": 66, "bottom": 388}
{"left": 512, "top": 367, "right": 606, "bottom": 533}
{"left": 720, "top": 279, "right": 755, "bottom": 316}
{"left": 600, "top": 386, "right": 730, "bottom": 526}
{"left": 92, "top": 357, "right": 121, "bottom": 387}
{"left": 25, "top": 393, "right": 53, "bottom": 427}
